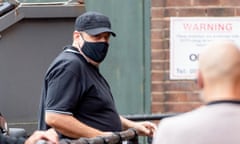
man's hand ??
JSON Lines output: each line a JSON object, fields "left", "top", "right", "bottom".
{"left": 132, "top": 121, "right": 157, "bottom": 137}
{"left": 24, "top": 128, "right": 59, "bottom": 144}
{"left": 120, "top": 116, "right": 157, "bottom": 137}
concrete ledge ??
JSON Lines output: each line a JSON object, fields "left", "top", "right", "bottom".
{"left": 0, "top": 3, "right": 85, "bottom": 32}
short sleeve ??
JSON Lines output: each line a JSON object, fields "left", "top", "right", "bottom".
{"left": 45, "top": 68, "right": 81, "bottom": 115}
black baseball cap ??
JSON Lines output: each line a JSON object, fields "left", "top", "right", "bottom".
{"left": 75, "top": 11, "right": 116, "bottom": 37}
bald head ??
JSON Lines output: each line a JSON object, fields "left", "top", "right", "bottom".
{"left": 198, "top": 41, "right": 240, "bottom": 101}
{"left": 199, "top": 41, "right": 240, "bottom": 82}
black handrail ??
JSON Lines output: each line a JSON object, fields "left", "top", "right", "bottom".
{"left": 63, "top": 128, "right": 138, "bottom": 144}
{"left": 37, "top": 113, "right": 178, "bottom": 144}
{"left": 124, "top": 113, "right": 178, "bottom": 121}
{"left": 37, "top": 128, "right": 138, "bottom": 144}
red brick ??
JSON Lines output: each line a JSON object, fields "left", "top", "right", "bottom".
{"left": 164, "top": 8, "right": 179, "bottom": 17}
{"left": 151, "top": 40, "right": 163, "bottom": 50}
{"left": 152, "top": 71, "right": 165, "bottom": 81}
{"left": 152, "top": 93, "right": 165, "bottom": 102}
{"left": 151, "top": 50, "right": 169, "bottom": 60}
{"left": 163, "top": 81, "right": 199, "bottom": 91}
{"left": 152, "top": 92, "right": 201, "bottom": 103}
{"left": 166, "top": 0, "right": 191, "bottom": 7}
{"left": 152, "top": 0, "right": 166, "bottom": 7}
{"left": 152, "top": 61, "right": 169, "bottom": 71}
{"left": 179, "top": 8, "right": 207, "bottom": 16}
{"left": 151, "top": 39, "right": 170, "bottom": 50}
{"left": 164, "top": 103, "right": 202, "bottom": 113}
{"left": 162, "top": 40, "right": 169, "bottom": 49}
{"left": 193, "top": 0, "right": 220, "bottom": 6}
{"left": 151, "top": 30, "right": 169, "bottom": 40}
{"left": 221, "top": 0, "right": 240, "bottom": 6}
{"left": 163, "top": 30, "right": 169, "bottom": 39}
{"left": 206, "top": 8, "right": 235, "bottom": 16}
{"left": 164, "top": 92, "right": 201, "bottom": 102}
{"left": 151, "top": 19, "right": 167, "bottom": 30}
{"left": 152, "top": 102, "right": 202, "bottom": 113}
{"left": 165, "top": 19, "right": 170, "bottom": 29}
{"left": 237, "top": 8, "right": 240, "bottom": 16}
{"left": 151, "top": 30, "right": 165, "bottom": 40}
{"left": 152, "top": 103, "right": 165, "bottom": 113}
{"left": 152, "top": 8, "right": 165, "bottom": 18}
{"left": 152, "top": 83, "right": 164, "bottom": 92}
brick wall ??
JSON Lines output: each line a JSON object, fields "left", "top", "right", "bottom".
{"left": 151, "top": 0, "right": 240, "bottom": 113}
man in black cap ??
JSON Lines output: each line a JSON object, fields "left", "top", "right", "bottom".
{"left": 38, "top": 11, "right": 156, "bottom": 140}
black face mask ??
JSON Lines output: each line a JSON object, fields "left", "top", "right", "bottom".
{"left": 81, "top": 40, "right": 109, "bottom": 63}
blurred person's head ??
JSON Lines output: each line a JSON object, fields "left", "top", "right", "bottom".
{"left": 197, "top": 40, "right": 240, "bottom": 103}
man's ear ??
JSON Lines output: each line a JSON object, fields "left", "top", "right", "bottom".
{"left": 197, "top": 71, "right": 204, "bottom": 89}
{"left": 73, "top": 31, "right": 81, "bottom": 39}
{"left": 73, "top": 31, "right": 84, "bottom": 48}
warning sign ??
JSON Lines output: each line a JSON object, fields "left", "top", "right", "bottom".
{"left": 170, "top": 17, "right": 240, "bottom": 80}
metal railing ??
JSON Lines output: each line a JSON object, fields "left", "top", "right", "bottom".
{"left": 124, "top": 113, "right": 178, "bottom": 121}
{"left": 37, "top": 128, "right": 138, "bottom": 144}
{"left": 61, "top": 128, "right": 138, "bottom": 144}
{"left": 37, "top": 113, "right": 178, "bottom": 144}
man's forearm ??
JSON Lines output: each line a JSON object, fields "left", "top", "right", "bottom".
{"left": 45, "top": 112, "right": 103, "bottom": 138}
{"left": 120, "top": 115, "right": 137, "bottom": 130}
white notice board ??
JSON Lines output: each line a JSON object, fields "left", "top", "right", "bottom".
{"left": 170, "top": 17, "right": 240, "bottom": 80}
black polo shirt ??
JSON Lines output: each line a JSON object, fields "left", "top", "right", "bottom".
{"left": 38, "top": 45, "right": 122, "bottom": 139}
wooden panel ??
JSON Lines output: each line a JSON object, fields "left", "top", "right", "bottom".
{"left": 85, "top": 0, "right": 150, "bottom": 115}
